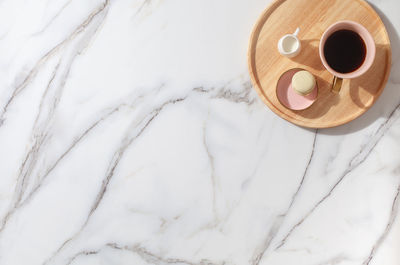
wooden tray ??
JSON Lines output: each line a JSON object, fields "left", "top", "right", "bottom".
{"left": 248, "top": 0, "right": 391, "bottom": 128}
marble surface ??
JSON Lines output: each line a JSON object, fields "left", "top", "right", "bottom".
{"left": 0, "top": 0, "right": 399, "bottom": 264}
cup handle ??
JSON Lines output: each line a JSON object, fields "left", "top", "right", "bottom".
{"left": 293, "top": 27, "right": 300, "bottom": 36}
{"left": 332, "top": 76, "right": 342, "bottom": 93}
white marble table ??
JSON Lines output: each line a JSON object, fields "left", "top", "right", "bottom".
{"left": 0, "top": 0, "right": 399, "bottom": 264}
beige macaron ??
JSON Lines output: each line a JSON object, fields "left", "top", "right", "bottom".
{"left": 292, "top": 70, "right": 316, "bottom": 96}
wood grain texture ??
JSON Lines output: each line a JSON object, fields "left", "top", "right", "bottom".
{"left": 248, "top": 0, "right": 391, "bottom": 128}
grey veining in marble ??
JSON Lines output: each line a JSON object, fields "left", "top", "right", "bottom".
{"left": 0, "top": 0, "right": 399, "bottom": 264}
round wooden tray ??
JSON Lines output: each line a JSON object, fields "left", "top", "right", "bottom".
{"left": 248, "top": 0, "right": 391, "bottom": 128}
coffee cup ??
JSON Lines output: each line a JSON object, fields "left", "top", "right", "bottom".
{"left": 319, "top": 21, "right": 375, "bottom": 93}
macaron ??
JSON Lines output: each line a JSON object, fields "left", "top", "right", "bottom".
{"left": 292, "top": 70, "right": 316, "bottom": 96}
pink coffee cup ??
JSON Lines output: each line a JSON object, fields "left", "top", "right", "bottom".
{"left": 319, "top": 20, "right": 376, "bottom": 93}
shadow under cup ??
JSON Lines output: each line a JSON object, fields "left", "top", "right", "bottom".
{"left": 319, "top": 20, "right": 376, "bottom": 91}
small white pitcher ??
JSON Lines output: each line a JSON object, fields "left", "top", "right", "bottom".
{"left": 277, "top": 28, "right": 301, "bottom": 58}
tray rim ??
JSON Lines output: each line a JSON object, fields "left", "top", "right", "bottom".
{"left": 247, "top": 0, "right": 392, "bottom": 128}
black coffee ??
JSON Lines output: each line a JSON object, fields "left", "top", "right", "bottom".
{"left": 323, "top": 29, "right": 366, "bottom": 73}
